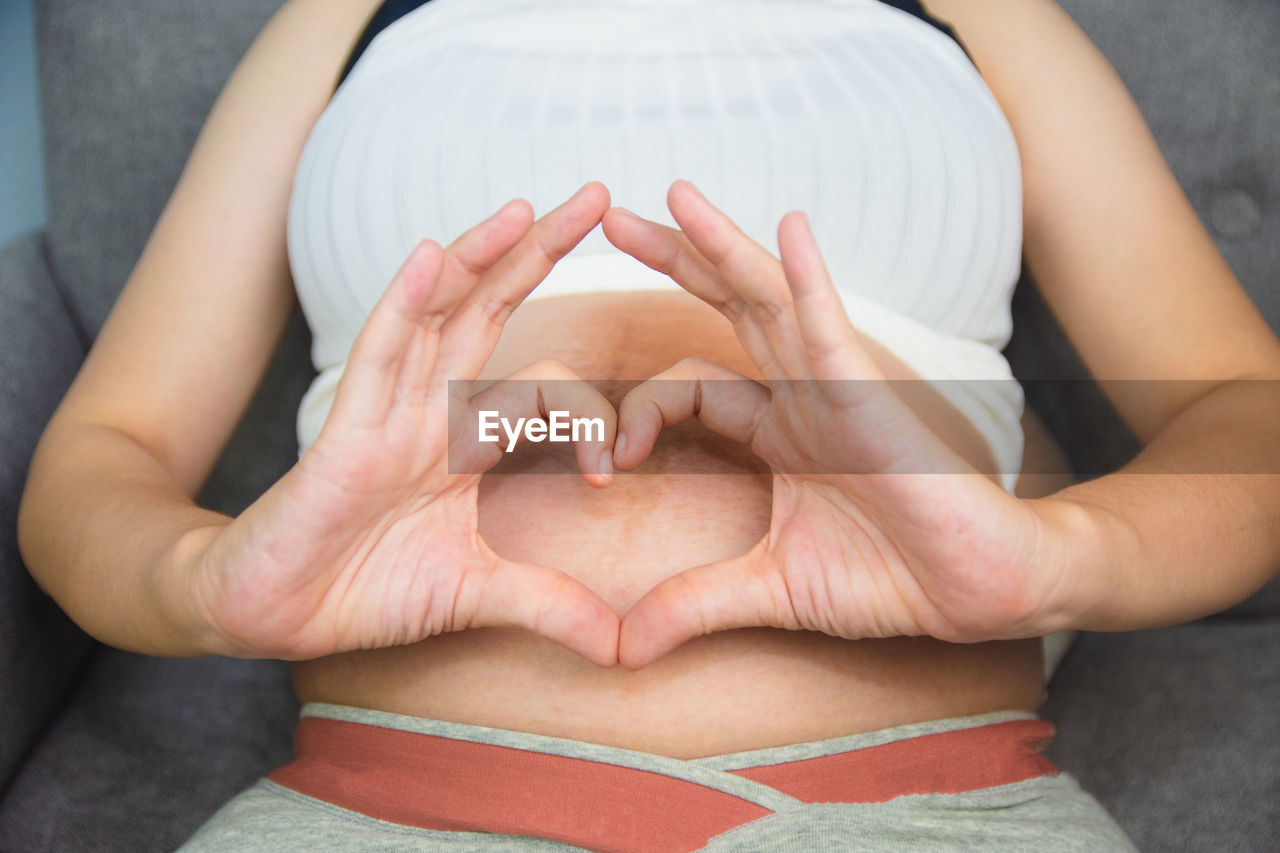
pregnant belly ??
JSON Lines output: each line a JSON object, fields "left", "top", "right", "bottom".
{"left": 292, "top": 290, "right": 1051, "bottom": 759}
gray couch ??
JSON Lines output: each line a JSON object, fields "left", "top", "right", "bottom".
{"left": 1, "top": 1, "right": 1276, "bottom": 850}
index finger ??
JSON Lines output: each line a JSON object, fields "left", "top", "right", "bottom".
{"left": 601, "top": 204, "right": 781, "bottom": 378}
{"left": 435, "top": 181, "right": 611, "bottom": 381}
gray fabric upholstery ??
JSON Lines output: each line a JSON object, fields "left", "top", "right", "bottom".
{"left": 0, "top": 0, "right": 1276, "bottom": 850}
{"left": 0, "top": 230, "right": 95, "bottom": 790}
{"left": 1079, "top": 0, "right": 1279, "bottom": 326}
{"left": 1042, "top": 623, "right": 1280, "bottom": 852}
{"left": 1065, "top": 0, "right": 1278, "bottom": 326}
{"left": 0, "top": 650, "right": 297, "bottom": 853}
{"left": 34, "top": 0, "right": 316, "bottom": 518}
{"left": 37, "top": 0, "right": 281, "bottom": 340}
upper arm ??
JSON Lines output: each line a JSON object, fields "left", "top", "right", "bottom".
{"left": 923, "top": 0, "right": 1280, "bottom": 443}
{"left": 43, "top": 0, "right": 383, "bottom": 496}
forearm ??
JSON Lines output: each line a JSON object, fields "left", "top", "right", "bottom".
{"left": 1038, "top": 378, "right": 1280, "bottom": 632}
{"left": 17, "top": 419, "right": 234, "bottom": 656}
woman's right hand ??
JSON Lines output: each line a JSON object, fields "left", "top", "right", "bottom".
{"left": 184, "top": 182, "right": 622, "bottom": 666}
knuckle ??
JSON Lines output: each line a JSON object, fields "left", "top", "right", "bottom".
{"left": 532, "top": 228, "right": 569, "bottom": 264}
{"left": 671, "top": 356, "right": 701, "bottom": 377}
{"left": 652, "top": 236, "right": 684, "bottom": 277}
{"left": 680, "top": 356, "right": 718, "bottom": 375}
{"left": 529, "top": 357, "right": 572, "bottom": 379}
{"left": 445, "top": 246, "right": 487, "bottom": 279}
{"left": 417, "top": 307, "right": 447, "bottom": 333}
{"left": 722, "top": 294, "right": 749, "bottom": 325}
{"left": 476, "top": 294, "right": 516, "bottom": 329}
{"left": 753, "top": 294, "right": 795, "bottom": 323}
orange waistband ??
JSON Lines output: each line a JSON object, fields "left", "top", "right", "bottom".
{"left": 268, "top": 715, "right": 1058, "bottom": 853}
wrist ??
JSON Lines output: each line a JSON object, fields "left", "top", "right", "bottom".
{"left": 152, "top": 522, "right": 241, "bottom": 657}
{"left": 1024, "top": 494, "right": 1132, "bottom": 635}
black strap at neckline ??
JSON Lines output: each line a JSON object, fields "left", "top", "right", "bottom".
{"left": 335, "top": 0, "right": 432, "bottom": 92}
{"left": 882, "top": 0, "right": 972, "bottom": 59}
{"left": 334, "top": 0, "right": 973, "bottom": 96}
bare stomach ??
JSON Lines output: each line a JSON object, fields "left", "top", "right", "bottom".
{"left": 292, "top": 290, "right": 1072, "bottom": 759}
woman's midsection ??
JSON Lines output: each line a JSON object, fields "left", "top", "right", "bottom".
{"left": 292, "top": 290, "right": 1046, "bottom": 759}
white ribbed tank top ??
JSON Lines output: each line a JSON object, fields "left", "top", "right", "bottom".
{"left": 287, "top": 0, "right": 1026, "bottom": 492}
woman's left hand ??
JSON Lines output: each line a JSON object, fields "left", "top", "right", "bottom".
{"left": 602, "top": 179, "right": 1082, "bottom": 669}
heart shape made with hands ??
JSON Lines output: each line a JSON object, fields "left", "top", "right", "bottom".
{"left": 264, "top": 177, "right": 1061, "bottom": 676}
{"left": 453, "top": 178, "right": 1060, "bottom": 671}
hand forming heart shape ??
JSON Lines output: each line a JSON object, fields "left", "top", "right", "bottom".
{"left": 191, "top": 179, "right": 1076, "bottom": 669}
{"left": 602, "top": 180, "right": 1074, "bottom": 668}
{"left": 191, "top": 183, "right": 622, "bottom": 666}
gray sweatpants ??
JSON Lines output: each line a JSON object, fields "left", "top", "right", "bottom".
{"left": 178, "top": 703, "right": 1136, "bottom": 852}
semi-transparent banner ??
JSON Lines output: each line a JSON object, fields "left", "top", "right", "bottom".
{"left": 444, "top": 378, "right": 1279, "bottom": 477}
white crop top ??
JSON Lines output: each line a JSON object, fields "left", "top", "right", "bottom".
{"left": 287, "top": 0, "right": 1027, "bottom": 493}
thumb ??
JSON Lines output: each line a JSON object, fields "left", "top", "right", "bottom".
{"left": 467, "top": 558, "right": 621, "bottom": 668}
{"left": 618, "top": 552, "right": 796, "bottom": 669}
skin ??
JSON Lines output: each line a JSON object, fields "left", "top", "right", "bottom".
{"left": 16, "top": 0, "right": 1280, "bottom": 758}
{"left": 184, "top": 189, "right": 628, "bottom": 666}
{"left": 284, "top": 184, "right": 1053, "bottom": 755}
{"left": 600, "top": 183, "right": 1071, "bottom": 668}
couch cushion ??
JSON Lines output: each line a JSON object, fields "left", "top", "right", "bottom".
{"left": 1053, "top": 0, "right": 1279, "bottom": 325}
{"left": 0, "top": 649, "right": 297, "bottom": 852}
{"left": 35, "top": 0, "right": 283, "bottom": 338}
{"left": 1043, "top": 622, "right": 1280, "bottom": 852}
{"left": 0, "top": 230, "right": 96, "bottom": 792}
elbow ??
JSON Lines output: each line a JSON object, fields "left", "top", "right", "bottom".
{"left": 15, "top": 419, "right": 68, "bottom": 591}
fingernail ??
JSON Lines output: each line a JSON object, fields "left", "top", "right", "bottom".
{"left": 611, "top": 206, "right": 639, "bottom": 221}
{"left": 614, "top": 432, "right": 627, "bottom": 462}
{"left": 598, "top": 448, "right": 614, "bottom": 478}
